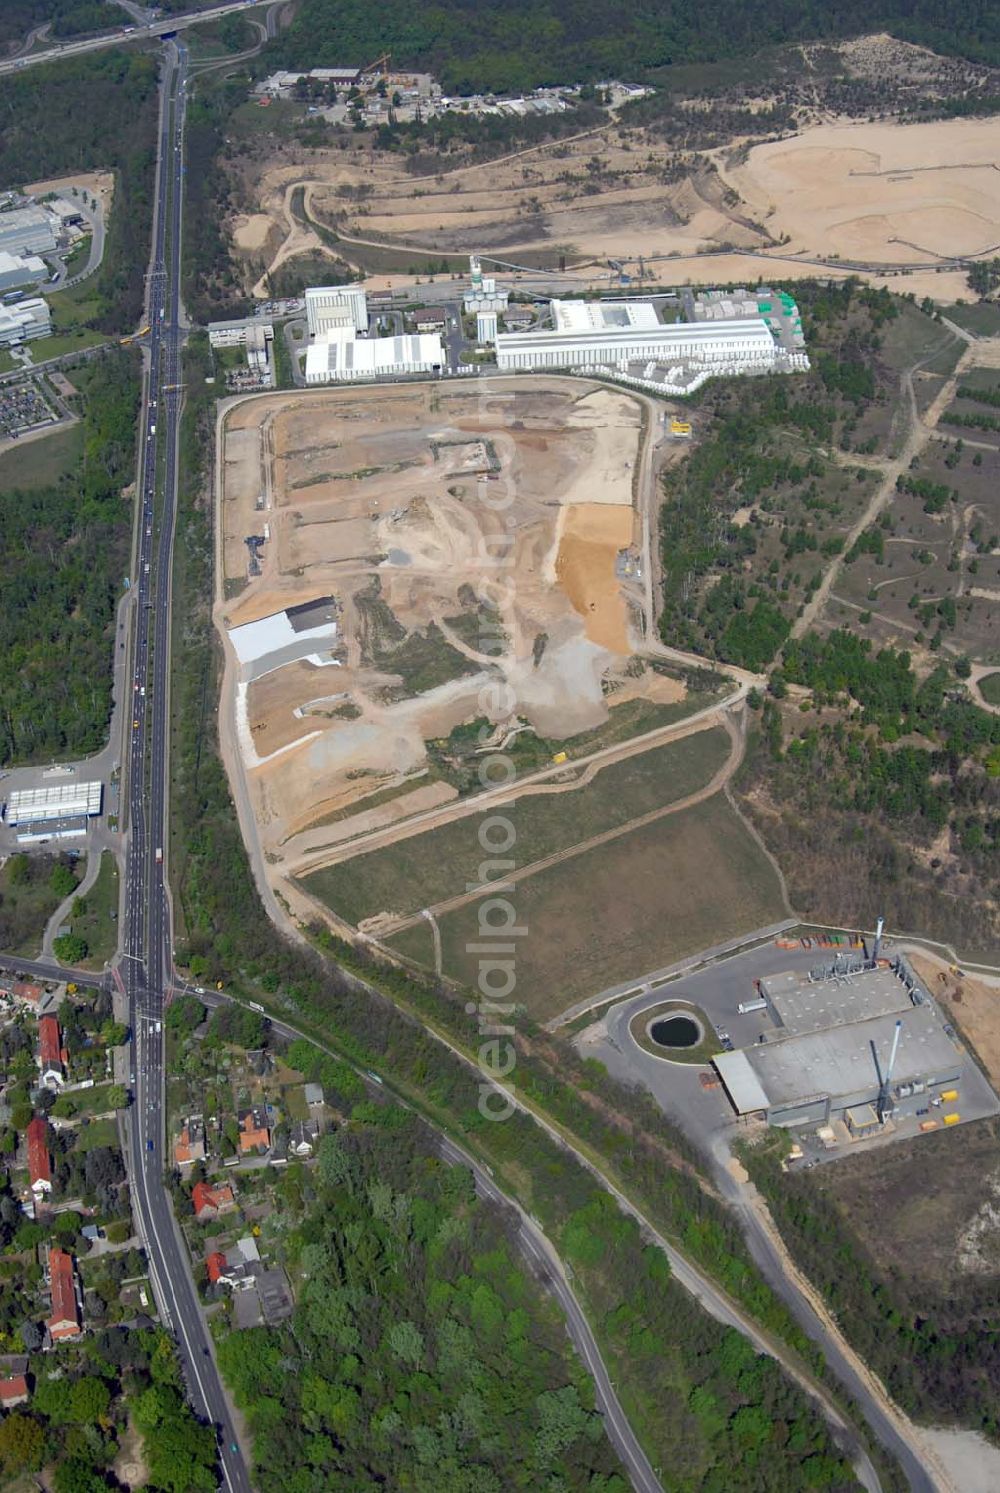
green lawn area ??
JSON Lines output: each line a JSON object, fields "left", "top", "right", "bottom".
{"left": 73, "top": 1116, "right": 119, "bottom": 1152}
{"left": 945, "top": 302, "right": 1000, "bottom": 337}
{"left": 404, "top": 792, "right": 786, "bottom": 1020}
{"left": 46, "top": 279, "right": 103, "bottom": 332}
{"left": 0, "top": 423, "right": 82, "bottom": 489}
{"left": 31, "top": 329, "right": 107, "bottom": 363}
{"left": 978, "top": 672, "right": 1000, "bottom": 706}
{"left": 304, "top": 726, "right": 732, "bottom": 928}
{"left": 0, "top": 348, "right": 18, "bottom": 374}
{"left": 53, "top": 1082, "right": 119, "bottom": 1119}
{"left": 72, "top": 851, "right": 120, "bottom": 969}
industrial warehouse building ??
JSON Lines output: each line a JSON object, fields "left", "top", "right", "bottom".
{"left": 304, "top": 328, "right": 444, "bottom": 384}
{"left": 494, "top": 309, "right": 778, "bottom": 373}
{"left": 0, "top": 251, "right": 47, "bottom": 294}
{"left": 551, "top": 299, "right": 661, "bottom": 333}
{"left": 227, "top": 597, "right": 341, "bottom": 679}
{"left": 713, "top": 961, "right": 963, "bottom": 1129}
{"left": 305, "top": 284, "right": 368, "bottom": 336}
{"left": 0, "top": 297, "right": 51, "bottom": 346}
{"left": 208, "top": 318, "right": 274, "bottom": 349}
{"left": 5, "top": 780, "right": 102, "bottom": 825}
{"left": 0, "top": 208, "right": 57, "bottom": 258}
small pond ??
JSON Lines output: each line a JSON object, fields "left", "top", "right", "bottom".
{"left": 649, "top": 1014, "right": 701, "bottom": 1050}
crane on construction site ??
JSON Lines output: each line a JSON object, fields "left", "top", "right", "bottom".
{"left": 363, "top": 52, "right": 392, "bottom": 80}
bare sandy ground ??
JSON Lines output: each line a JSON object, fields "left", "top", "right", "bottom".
{"left": 215, "top": 377, "right": 667, "bottom": 865}
{"left": 24, "top": 169, "right": 114, "bottom": 215}
{"left": 232, "top": 100, "right": 997, "bottom": 307}
{"left": 725, "top": 117, "right": 1000, "bottom": 265}
{"left": 556, "top": 503, "right": 634, "bottom": 654}
{"left": 912, "top": 955, "right": 1000, "bottom": 1090}
{"left": 922, "top": 1428, "right": 1000, "bottom": 1493}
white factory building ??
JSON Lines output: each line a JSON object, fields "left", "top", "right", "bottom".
{"left": 551, "top": 299, "right": 660, "bottom": 333}
{"left": 476, "top": 310, "right": 498, "bottom": 343}
{"left": 0, "top": 298, "right": 51, "bottom": 346}
{"left": 5, "top": 780, "right": 102, "bottom": 825}
{"left": 0, "top": 251, "right": 47, "bottom": 295}
{"left": 495, "top": 310, "right": 778, "bottom": 373}
{"left": 305, "top": 284, "right": 368, "bottom": 337}
{"left": 208, "top": 317, "right": 274, "bottom": 371}
{"left": 0, "top": 207, "right": 57, "bottom": 258}
{"left": 305, "top": 327, "right": 444, "bottom": 384}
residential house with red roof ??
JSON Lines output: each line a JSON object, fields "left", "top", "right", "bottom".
{"left": 173, "top": 1116, "right": 206, "bottom": 1168}
{"left": 26, "top": 1116, "right": 51, "bottom": 1198}
{"left": 0, "top": 1375, "right": 28, "bottom": 1408}
{"left": 237, "top": 1106, "right": 270, "bottom": 1156}
{"left": 205, "top": 1251, "right": 226, "bottom": 1284}
{"left": 192, "top": 1181, "right": 236, "bottom": 1220}
{"left": 37, "top": 1015, "right": 66, "bottom": 1090}
{"left": 47, "top": 1248, "right": 81, "bottom": 1341}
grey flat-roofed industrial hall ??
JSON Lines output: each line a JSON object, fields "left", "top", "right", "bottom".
{"left": 761, "top": 966, "right": 912, "bottom": 1036}
{"left": 719, "top": 1009, "right": 959, "bottom": 1117}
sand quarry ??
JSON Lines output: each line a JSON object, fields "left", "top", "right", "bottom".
{"left": 216, "top": 378, "right": 683, "bottom": 869}
{"left": 231, "top": 98, "right": 998, "bottom": 307}
{"left": 722, "top": 116, "right": 1000, "bottom": 266}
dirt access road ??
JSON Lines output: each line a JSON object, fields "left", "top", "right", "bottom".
{"left": 792, "top": 325, "right": 975, "bottom": 640}
{"left": 369, "top": 709, "right": 744, "bottom": 938}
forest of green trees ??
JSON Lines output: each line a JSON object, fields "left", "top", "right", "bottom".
{"left": 742, "top": 1131, "right": 1000, "bottom": 1442}
{"left": 269, "top": 0, "right": 1000, "bottom": 93}
{"left": 658, "top": 281, "right": 901, "bottom": 669}
{"left": 740, "top": 632, "right": 1000, "bottom": 954}
{"left": 0, "top": 51, "right": 159, "bottom": 334}
{"left": 0, "top": 1327, "right": 217, "bottom": 1490}
{"left": 0, "top": 349, "right": 139, "bottom": 765}
{"left": 217, "top": 1108, "right": 629, "bottom": 1490}
{"left": 0, "top": 1, "right": 123, "bottom": 48}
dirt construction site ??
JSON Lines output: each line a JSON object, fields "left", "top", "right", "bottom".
{"left": 214, "top": 377, "right": 709, "bottom": 890}
{"left": 227, "top": 33, "right": 1000, "bottom": 306}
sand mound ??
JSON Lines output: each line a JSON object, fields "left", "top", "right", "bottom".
{"left": 556, "top": 504, "right": 634, "bottom": 654}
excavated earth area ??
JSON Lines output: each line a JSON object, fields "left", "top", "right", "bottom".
{"left": 217, "top": 378, "right": 671, "bottom": 868}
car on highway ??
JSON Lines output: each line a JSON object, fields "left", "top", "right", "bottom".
{"left": 146, "top": 1139, "right": 154, "bottom": 1152}
{"left": 133, "top": 718, "right": 139, "bottom": 730}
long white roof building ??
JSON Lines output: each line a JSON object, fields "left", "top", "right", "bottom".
{"left": 305, "top": 330, "right": 444, "bottom": 384}
{"left": 495, "top": 316, "right": 777, "bottom": 372}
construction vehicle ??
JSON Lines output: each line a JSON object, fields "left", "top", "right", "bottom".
{"left": 552, "top": 751, "right": 568, "bottom": 765}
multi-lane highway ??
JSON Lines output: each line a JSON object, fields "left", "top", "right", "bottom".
{"left": 0, "top": 0, "right": 262, "bottom": 77}
{"left": 117, "top": 39, "right": 252, "bottom": 1493}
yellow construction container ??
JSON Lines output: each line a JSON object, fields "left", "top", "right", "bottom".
{"left": 670, "top": 418, "right": 692, "bottom": 436}
{"left": 943, "top": 1112, "right": 960, "bottom": 1126}
{"left": 552, "top": 751, "right": 568, "bottom": 764}
{"left": 940, "top": 1089, "right": 959, "bottom": 1102}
